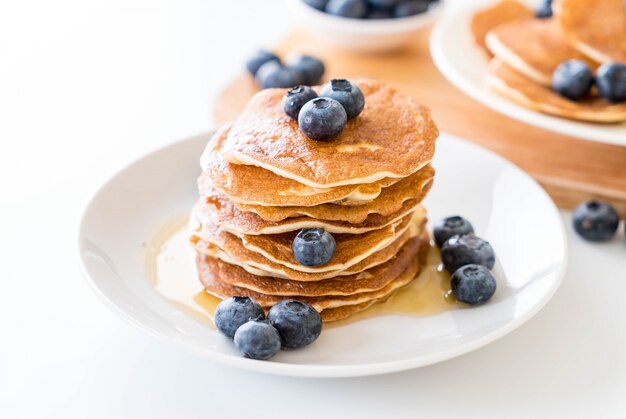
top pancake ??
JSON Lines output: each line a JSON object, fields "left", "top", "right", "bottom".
{"left": 470, "top": 0, "right": 534, "bottom": 57}
{"left": 556, "top": 0, "right": 626, "bottom": 64}
{"left": 221, "top": 78, "right": 438, "bottom": 188}
{"left": 486, "top": 18, "right": 591, "bottom": 86}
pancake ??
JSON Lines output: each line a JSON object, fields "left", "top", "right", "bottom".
{"left": 486, "top": 19, "right": 592, "bottom": 86}
{"left": 221, "top": 78, "right": 438, "bottom": 188}
{"left": 200, "top": 126, "right": 397, "bottom": 207}
{"left": 235, "top": 165, "right": 434, "bottom": 224}
{"left": 196, "top": 232, "right": 428, "bottom": 297}
{"left": 470, "top": 0, "right": 534, "bottom": 57}
{"left": 556, "top": 0, "right": 626, "bottom": 64}
{"left": 317, "top": 297, "right": 387, "bottom": 322}
{"left": 195, "top": 190, "right": 425, "bottom": 235}
{"left": 485, "top": 59, "right": 626, "bottom": 123}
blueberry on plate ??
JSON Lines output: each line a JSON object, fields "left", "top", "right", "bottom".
{"left": 304, "top": 0, "right": 330, "bottom": 11}
{"left": 320, "top": 79, "right": 365, "bottom": 119}
{"left": 451, "top": 264, "right": 497, "bottom": 306}
{"left": 292, "top": 228, "right": 337, "bottom": 266}
{"left": 326, "top": 0, "right": 368, "bottom": 18}
{"left": 596, "top": 62, "right": 626, "bottom": 103}
{"left": 287, "top": 55, "right": 325, "bottom": 86}
{"left": 268, "top": 300, "right": 323, "bottom": 349}
{"left": 536, "top": 0, "right": 553, "bottom": 18}
{"left": 393, "top": 0, "right": 430, "bottom": 18}
{"left": 246, "top": 50, "right": 280, "bottom": 77}
{"left": 366, "top": 0, "right": 399, "bottom": 9}
{"left": 572, "top": 200, "right": 619, "bottom": 242}
{"left": 233, "top": 319, "right": 282, "bottom": 360}
{"left": 214, "top": 296, "right": 265, "bottom": 339}
{"left": 441, "top": 234, "right": 496, "bottom": 273}
{"left": 366, "top": 8, "right": 393, "bottom": 19}
{"left": 256, "top": 61, "right": 302, "bottom": 89}
{"left": 433, "top": 215, "right": 475, "bottom": 248}
{"left": 298, "top": 97, "right": 347, "bottom": 141}
{"left": 552, "top": 59, "right": 594, "bottom": 101}
{"left": 283, "top": 86, "right": 319, "bottom": 120}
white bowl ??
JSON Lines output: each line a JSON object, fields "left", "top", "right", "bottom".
{"left": 288, "top": 0, "right": 442, "bottom": 53}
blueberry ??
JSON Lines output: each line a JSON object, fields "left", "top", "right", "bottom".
{"left": 256, "top": 61, "right": 302, "bottom": 89}
{"left": 572, "top": 200, "right": 619, "bottom": 242}
{"left": 319, "top": 79, "right": 365, "bottom": 119}
{"left": 552, "top": 59, "right": 594, "bottom": 101}
{"left": 214, "top": 296, "right": 265, "bottom": 339}
{"left": 366, "top": 0, "right": 399, "bottom": 9}
{"left": 433, "top": 215, "right": 475, "bottom": 248}
{"left": 268, "top": 300, "right": 322, "bottom": 349}
{"left": 326, "top": 0, "right": 368, "bottom": 18}
{"left": 246, "top": 50, "right": 280, "bottom": 77}
{"left": 441, "top": 234, "right": 496, "bottom": 273}
{"left": 233, "top": 319, "right": 282, "bottom": 360}
{"left": 283, "top": 86, "right": 319, "bottom": 120}
{"left": 596, "top": 62, "right": 626, "bottom": 103}
{"left": 393, "top": 0, "right": 430, "bottom": 18}
{"left": 536, "top": 0, "right": 553, "bottom": 18}
{"left": 304, "top": 0, "right": 329, "bottom": 11}
{"left": 287, "top": 55, "right": 325, "bottom": 86}
{"left": 366, "top": 8, "right": 392, "bottom": 19}
{"left": 451, "top": 264, "right": 497, "bottom": 306}
{"left": 292, "top": 228, "right": 337, "bottom": 266}
{"left": 298, "top": 97, "right": 347, "bottom": 141}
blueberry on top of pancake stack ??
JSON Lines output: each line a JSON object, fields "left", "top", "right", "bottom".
{"left": 190, "top": 78, "right": 438, "bottom": 322}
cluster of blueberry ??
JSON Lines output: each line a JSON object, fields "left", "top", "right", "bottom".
{"left": 434, "top": 216, "right": 498, "bottom": 306}
{"left": 215, "top": 297, "right": 322, "bottom": 360}
{"left": 283, "top": 79, "right": 365, "bottom": 141}
{"left": 552, "top": 60, "right": 626, "bottom": 103}
{"left": 246, "top": 50, "right": 325, "bottom": 89}
{"left": 305, "top": 0, "right": 438, "bottom": 20}
{"left": 572, "top": 200, "right": 624, "bottom": 242}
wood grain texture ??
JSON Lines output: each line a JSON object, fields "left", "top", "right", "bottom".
{"left": 213, "top": 27, "right": 626, "bottom": 216}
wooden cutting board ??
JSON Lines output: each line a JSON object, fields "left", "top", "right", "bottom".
{"left": 213, "top": 27, "right": 626, "bottom": 216}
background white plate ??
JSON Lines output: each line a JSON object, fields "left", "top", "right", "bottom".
{"left": 78, "top": 132, "right": 567, "bottom": 378}
{"left": 430, "top": 1, "right": 626, "bottom": 146}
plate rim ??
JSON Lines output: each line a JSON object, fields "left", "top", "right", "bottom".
{"left": 77, "top": 133, "right": 568, "bottom": 378}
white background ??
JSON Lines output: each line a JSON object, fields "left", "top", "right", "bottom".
{"left": 1, "top": 0, "right": 625, "bottom": 417}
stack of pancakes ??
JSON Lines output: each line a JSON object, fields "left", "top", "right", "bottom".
{"left": 472, "top": 0, "right": 626, "bottom": 123}
{"left": 190, "top": 78, "right": 439, "bottom": 321}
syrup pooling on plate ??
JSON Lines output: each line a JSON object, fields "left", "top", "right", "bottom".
{"left": 148, "top": 217, "right": 460, "bottom": 330}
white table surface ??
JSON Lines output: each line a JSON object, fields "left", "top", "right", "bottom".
{"left": 1, "top": 0, "right": 625, "bottom": 417}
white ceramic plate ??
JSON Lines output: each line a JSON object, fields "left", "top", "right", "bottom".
{"left": 430, "top": 1, "right": 626, "bottom": 146}
{"left": 78, "top": 132, "right": 567, "bottom": 378}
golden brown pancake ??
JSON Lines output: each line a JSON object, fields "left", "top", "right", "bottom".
{"left": 222, "top": 78, "right": 438, "bottom": 188}
{"left": 486, "top": 19, "right": 592, "bottom": 86}
{"left": 470, "top": 0, "right": 534, "bottom": 57}
{"left": 200, "top": 126, "right": 397, "bottom": 207}
{"left": 234, "top": 165, "right": 434, "bottom": 224}
{"left": 485, "top": 59, "right": 626, "bottom": 122}
{"left": 556, "top": 0, "right": 626, "bottom": 64}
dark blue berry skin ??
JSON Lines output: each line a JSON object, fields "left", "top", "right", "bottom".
{"left": 596, "top": 62, "right": 626, "bottom": 103}
{"left": 367, "top": 0, "right": 399, "bottom": 9}
{"left": 292, "top": 228, "right": 337, "bottom": 266}
{"left": 441, "top": 234, "right": 496, "bottom": 273}
{"left": 572, "top": 201, "right": 619, "bottom": 242}
{"left": 367, "top": 8, "right": 393, "bottom": 19}
{"left": 433, "top": 216, "right": 475, "bottom": 248}
{"left": 451, "top": 264, "right": 497, "bottom": 306}
{"left": 552, "top": 60, "right": 594, "bottom": 101}
{"left": 287, "top": 55, "right": 325, "bottom": 86}
{"left": 246, "top": 50, "right": 280, "bottom": 77}
{"left": 233, "top": 320, "right": 282, "bottom": 360}
{"left": 268, "top": 300, "right": 322, "bottom": 349}
{"left": 298, "top": 97, "right": 347, "bottom": 141}
{"left": 320, "top": 79, "right": 365, "bottom": 119}
{"left": 256, "top": 61, "right": 302, "bottom": 89}
{"left": 283, "top": 86, "right": 319, "bottom": 120}
{"left": 214, "top": 296, "right": 265, "bottom": 339}
{"left": 393, "top": 0, "right": 430, "bottom": 18}
{"left": 326, "top": 0, "right": 368, "bottom": 18}
{"left": 536, "top": 0, "right": 553, "bottom": 18}
{"left": 304, "top": 0, "right": 330, "bottom": 11}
